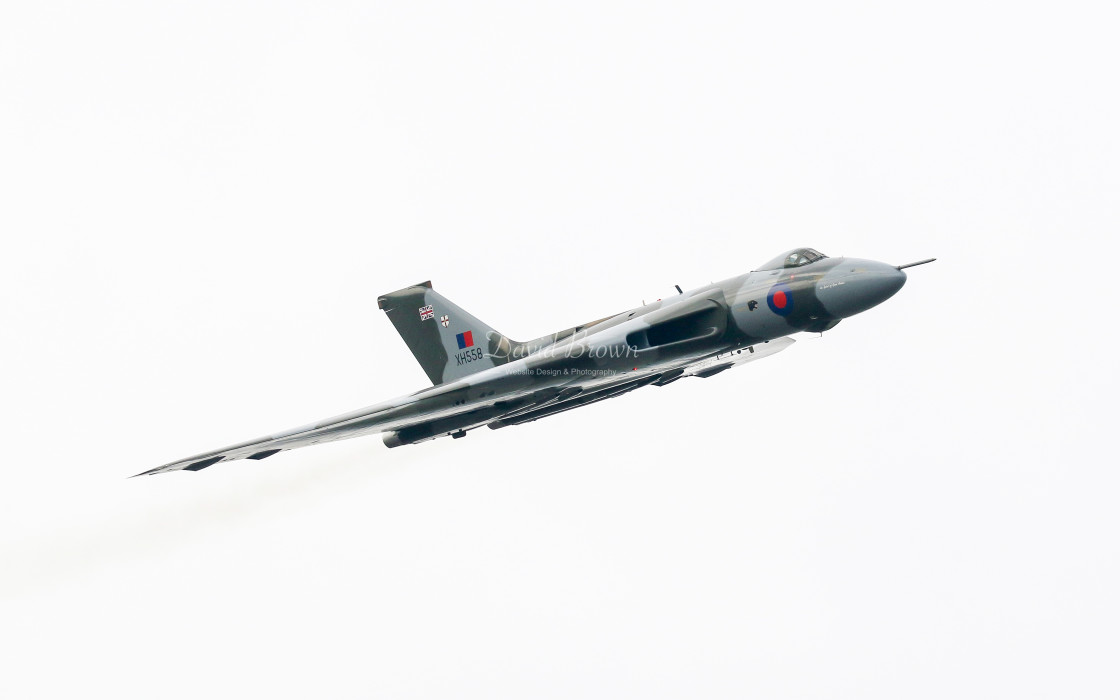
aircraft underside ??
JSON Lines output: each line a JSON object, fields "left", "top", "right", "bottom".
{"left": 378, "top": 337, "right": 795, "bottom": 448}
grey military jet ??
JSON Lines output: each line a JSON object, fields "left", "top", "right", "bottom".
{"left": 136, "top": 249, "right": 932, "bottom": 476}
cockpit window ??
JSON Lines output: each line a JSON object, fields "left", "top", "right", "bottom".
{"left": 757, "top": 248, "right": 828, "bottom": 271}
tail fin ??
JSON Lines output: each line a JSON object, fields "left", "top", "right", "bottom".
{"left": 377, "top": 281, "right": 518, "bottom": 385}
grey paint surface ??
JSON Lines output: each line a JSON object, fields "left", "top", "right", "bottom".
{"left": 137, "top": 249, "right": 924, "bottom": 476}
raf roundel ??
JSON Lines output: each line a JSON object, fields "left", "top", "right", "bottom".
{"left": 767, "top": 283, "right": 794, "bottom": 316}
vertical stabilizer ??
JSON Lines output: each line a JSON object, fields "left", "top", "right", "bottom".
{"left": 377, "top": 282, "right": 518, "bottom": 385}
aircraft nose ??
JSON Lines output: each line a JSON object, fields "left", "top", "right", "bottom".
{"left": 817, "top": 261, "right": 906, "bottom": 319}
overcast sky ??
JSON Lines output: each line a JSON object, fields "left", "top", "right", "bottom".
{"left": 2, "top": 1, "right": 1117, "bottom": 698}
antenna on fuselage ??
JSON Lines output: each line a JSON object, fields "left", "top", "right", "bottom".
{"left": 674, "top": 285, "right": 683, "bottom": 294}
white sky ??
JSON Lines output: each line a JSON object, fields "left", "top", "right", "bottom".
{"left": 2, "top": 1, "right": 1117, "bottom": 697}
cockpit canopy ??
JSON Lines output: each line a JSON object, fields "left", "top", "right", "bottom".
{"left": 757, "top": 248, "right": 828, "bottom": 271}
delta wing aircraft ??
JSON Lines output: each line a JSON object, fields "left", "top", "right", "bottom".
{"left": 137, "top": 249, "right": 933, "bottom": 476}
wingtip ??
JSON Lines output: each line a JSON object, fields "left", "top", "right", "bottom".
{"left": 131, "top": 453, "right": 231, "bottom": 478}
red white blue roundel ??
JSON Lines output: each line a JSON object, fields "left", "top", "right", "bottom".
{"left": 767, "top": 283, "right": 793, "bottom": 316}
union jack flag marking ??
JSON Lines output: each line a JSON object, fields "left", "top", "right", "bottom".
{"left": 419, "top": 304, "right": 434, "bottom": 321}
